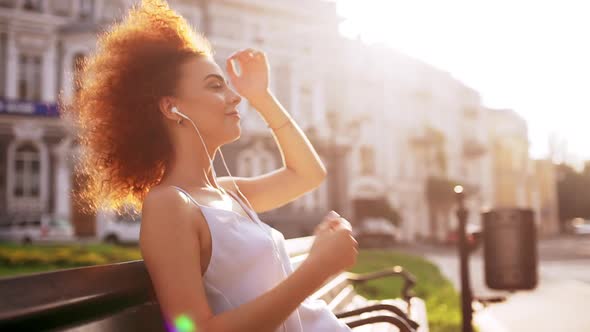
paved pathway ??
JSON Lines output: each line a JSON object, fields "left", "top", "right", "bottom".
{"left": 394, "top": 235, "right": 590, "bottom": 331}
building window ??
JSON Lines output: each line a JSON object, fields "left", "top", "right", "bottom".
{"left": 13, "top": 142, "right": 40, "bottom": 198}
{"left": 50, "top": 0, "right": 71, "bottom": 16}
{"left": 22, "top": 0, "right": 42, "bottom": 12}
{"left": 73, "top": 53, "right": 86, "bottom": 95}
{"left": 259, "top": 156, "right": 268, "bottom": 174}
{"left": 18, "top": 54, "right": 42, "bottom": 101}
{"left": 241, "top": 155, "right": 253, "bottom": 177}
{"left": 259, "top": 154, "right": 275, "bottom": 173}
{"left": 297, "top": 173, "right": 327, "bottom": 212}
{"left": 79, "top": 0, "right": 94, "bottom": 20}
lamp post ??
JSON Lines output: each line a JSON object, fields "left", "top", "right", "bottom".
{"left": 454, "top": 185, "right": 474, "bottom": 332}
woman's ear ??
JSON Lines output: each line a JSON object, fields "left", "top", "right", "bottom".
{"left": 158, "top": 97, "right": 176, "bottom": 121}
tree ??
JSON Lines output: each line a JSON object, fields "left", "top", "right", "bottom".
{"left": 556, "top": 163, "right": 590, "bottom": 231}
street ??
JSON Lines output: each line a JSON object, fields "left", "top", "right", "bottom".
{"left": 397, "top": 235, "right": 590, "bottom": 331}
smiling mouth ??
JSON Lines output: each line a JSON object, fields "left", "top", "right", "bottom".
{"left": 226, "top": 111, "right": 240, "bottom": 118}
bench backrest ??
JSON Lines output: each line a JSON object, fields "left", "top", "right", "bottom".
{"left": 0, "top": 236, "right": 318, "bottom": 331}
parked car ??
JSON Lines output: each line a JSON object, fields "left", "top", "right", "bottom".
{"left": 0, "top": 213, "right": 74, "bottom": 245}
{"left": 353, "top": 217, "right": 401, "bottom": 248}
{"left": 97, "top": 212, "right": 141, "bottom": 245}
{"left": 569, "top": 218, "right": 590, "bottom": 235}
{"left": 445, "top": 223, "right": 481, "bottom": 247}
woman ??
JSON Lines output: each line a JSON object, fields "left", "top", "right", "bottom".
{"left": 65, "top": 1, "right": 358, "bottom": 331}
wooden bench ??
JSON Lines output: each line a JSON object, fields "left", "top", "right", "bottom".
{"left": 0, "top": 236, "right": 428, "bottom": 331}
{"left": 286, "top": 237, "right": 429, "bottom": 332}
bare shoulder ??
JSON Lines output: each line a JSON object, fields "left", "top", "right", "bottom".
{"left": 139, "top": 185, "right": 203, "bottom": 250}
{"left": 142, "top": 185, "right": 188, "bottom": 214}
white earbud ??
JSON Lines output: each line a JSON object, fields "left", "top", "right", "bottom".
{"left": 171, "top": 106, "right": 190, "bottom": 120}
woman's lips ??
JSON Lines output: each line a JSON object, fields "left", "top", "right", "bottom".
{"left": 226, "top": 111, "right": 240, "bottom": 119}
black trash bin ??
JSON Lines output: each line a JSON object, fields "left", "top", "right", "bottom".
{"left": 481, "top": 208, "right": 538, "bottom": 291}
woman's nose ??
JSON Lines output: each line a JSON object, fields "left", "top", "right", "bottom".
{"left": 228, "top": 89, "right": 242, "bottom": 105}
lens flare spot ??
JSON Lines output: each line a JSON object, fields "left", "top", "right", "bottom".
{"left": 174, "top": 314, "right": 196, "bottom": 332}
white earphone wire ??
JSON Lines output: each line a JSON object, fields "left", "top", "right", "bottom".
{"left": 174, "top": 106, "right": 290, "bottom": 332}
{"left": 173, "top": 107, "right": 255, "bottom": 213}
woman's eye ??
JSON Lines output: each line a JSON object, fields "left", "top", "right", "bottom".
{"left": 210, "top": 82, "right": 223, "bottom": 89}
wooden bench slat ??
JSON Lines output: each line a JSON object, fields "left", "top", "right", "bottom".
{"left": 327, "top": 284, "right": 356, "bottom": 312}
{"left": 61, "top": 302, "right": 166, "bottom": 332}
{"left": 310, "top": 273, "right": 349, "bottom": 301}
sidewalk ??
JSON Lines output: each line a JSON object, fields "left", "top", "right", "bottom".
{"left": 474, "top": 279, "right": 590, "bottom": 332}
{"left": 394, "top": 242, "right": 590, "bottom": 331}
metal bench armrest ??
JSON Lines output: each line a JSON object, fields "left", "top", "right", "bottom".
{"left": 345, "top": 266, "right": 417, "bottom": 301}
{"left": 344, "top": 314, "right": 415, "bottom": 332}
{"left": 335, "top": 303, "right": 420, "bottom": 329}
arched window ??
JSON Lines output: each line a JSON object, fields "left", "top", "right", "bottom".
{"left": 14, "top": 142, "right": 40, "bottom": 198}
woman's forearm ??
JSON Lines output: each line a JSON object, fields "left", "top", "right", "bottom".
{"left": 203, "top": 259, "right": 330, "bottom": 332}
{"left": 250, "top": 92, "right": 327, "bottom": 183}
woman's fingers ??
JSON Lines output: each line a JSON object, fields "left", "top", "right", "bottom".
{"left": 226, "top": 49, "right": 254, "bottom": 78}
{"left": 315, "top": 215, "right": 353, "bottom": 235}
{"left": 326, "top": 210, "right": 340, "bottom": 219}
{"left": 315, "top": 220, "right": 335, "bottom": 234}
{"left": 228, "top": 48, "right": 263, "bottom": 63}
{"left": 314, "top": 219, "right": 339, "bottom": 234}
{"left": 323, "top": 211, "right": 351, "bottom": 230}
{"left": 226, "top": 57, "right": 238, "bottom": 81}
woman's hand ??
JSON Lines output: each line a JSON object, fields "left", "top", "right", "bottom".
{"left": 226, "top": 48, "right": 270, "bottom": 105}
{"left": 314, "top": 210, "right": 352, "bottom": 235}
{"left": 307, "top": 211, "right": 358, "bottom": 280}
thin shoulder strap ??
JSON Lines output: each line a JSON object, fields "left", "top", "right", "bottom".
{"left": 226, "top": 189, "right": 251, "bottom": 212}
{"left": 225, "top": 189, "right": 240, "bottom": 204}
{"left": 170, "top": 185, "right": 203, "bottom": 208}
{"left": 225, "top": 189, "right": 257, "bottom": 222}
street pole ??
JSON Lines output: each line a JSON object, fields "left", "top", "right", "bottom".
{"left": 454, "top": 185, "right": 473, "bottom": 332}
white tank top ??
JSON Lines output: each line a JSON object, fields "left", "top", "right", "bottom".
{"left": 171, "top": 185, "right": 352, "bottom": 332}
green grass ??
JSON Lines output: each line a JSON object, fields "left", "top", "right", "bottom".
{"left": 0, "top": 242, "right": 141, "bottom": 278}
{"left": 0, "top": 264, "right": 67, "bottom": 278}
{"left": 350, "top": 249, "right": 464, "bottom": 332}
{"left": 0, "top": 244, "right": 466, "bottom": 331}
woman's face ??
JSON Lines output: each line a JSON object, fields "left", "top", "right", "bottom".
{"left": 173, "top": 56, "right": 242, "bottom": 146}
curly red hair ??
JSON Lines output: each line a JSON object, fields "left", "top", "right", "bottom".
{"left": 61, "top": 0, "right": 213, "bottom": 216}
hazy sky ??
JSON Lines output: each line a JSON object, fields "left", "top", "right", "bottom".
{"left": 334, "top": 0, "right": 589, "bottom": 163}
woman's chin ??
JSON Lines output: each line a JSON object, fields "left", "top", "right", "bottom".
{"left": 226, "top": 128, "right": 241, "bottom": 143}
